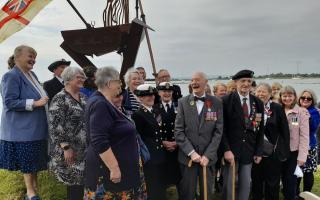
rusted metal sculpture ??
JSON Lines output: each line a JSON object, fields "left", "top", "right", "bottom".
{"left": 61, "top": 0, "right": 156, "bottom": 86}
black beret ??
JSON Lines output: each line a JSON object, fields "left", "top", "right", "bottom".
{"left": 157, "top": 82, "right": 174, "bottom": 91}
{"left": 134, "top": 84, "right": 158, "bottom": 97}
{"left": 232, "top": 69, "right": 254, "bottom": 80}
{"left": 48, "top": 59, "right": 71, "bottom": 72}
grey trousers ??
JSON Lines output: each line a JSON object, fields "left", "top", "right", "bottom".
{"left": 179, "top": 163, "right": 215, "bottom": 200}
{"left": 222, "top": 162, "right": 252, "bottom": 200}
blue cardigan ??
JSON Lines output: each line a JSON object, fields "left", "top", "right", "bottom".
{"left": 84, "top": 91, "right": 140, "bottom": 192}
{"left": 0, "top": 67, "right": 48, "bottom": 142}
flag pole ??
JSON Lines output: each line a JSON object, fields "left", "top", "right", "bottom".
{"left": 138, "top": 0, "right": 158, "bottom": 83}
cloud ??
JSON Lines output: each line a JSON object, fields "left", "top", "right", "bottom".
{"left": 1, "top": 0, "right": 320, "bottom": 81}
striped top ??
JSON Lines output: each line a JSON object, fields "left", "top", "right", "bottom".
{"left": 128, "top": 91, "right": 140, "bottom": 112}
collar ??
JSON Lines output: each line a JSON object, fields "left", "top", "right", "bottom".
{"left": 193, "top": 93, "right": 206, "bottom": 98}
{"left": 162, "top": 100, "right": 172, "bottom": 107}
{"left": 286, "top": 104, "right": 299, "bottom": 114}
{"left": 55, "top": 76, "right": 63, "bottom": 83}
{"left": 237, "top": 91, "right": 249, "bottom": 101}
{"left": 142, "top": 104, "right": 153, "bottom": 112}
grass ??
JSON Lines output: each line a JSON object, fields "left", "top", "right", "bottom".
{"left": 0, "top": 168, "right": 319, "bottom": 200}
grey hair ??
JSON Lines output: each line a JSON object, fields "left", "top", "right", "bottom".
{"left": 124, "top": 68, "right": 140, "bottom": 86}
{"left": 256, "top": 82, "right": 272, "bottom": 94}
{"left": 61, "top": 67, "right": 85, "bottom": 85}
{"left": 192, "top": 71, "right": 208, "bottom": 80}
{"left": 298, "top": 89, "right": 318, "bottom": 107}
{"left": 95, "top": 66, "right": 119, "bottom": 89}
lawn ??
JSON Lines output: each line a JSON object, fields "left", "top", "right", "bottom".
{"left": 0, "top": 168, "right": 319, "bottom": 200}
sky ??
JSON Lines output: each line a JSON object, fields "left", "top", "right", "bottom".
{"left": 1, "top": 0, "right": 320, "bottom": 81}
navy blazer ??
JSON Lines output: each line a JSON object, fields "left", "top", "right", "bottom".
{"left": 0, "top": 67, "right": 48, "bottom": 142}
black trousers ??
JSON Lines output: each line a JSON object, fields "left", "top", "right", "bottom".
{"left": 67, "top": 185, "right": 84, "bottom": 200}
{"left": 282, "top": 151, "right": 298, "bottom": 200}
{"left": 143, "top": 163, "right": 167, "bottom": 200}
{"left": 178, "top": 163, "right": 214, "bottom": 200}
{"left": 251, "top": 154, "right": 282, "bottom": 200}
{"left": 297, "top": 172, "right": 315, "bottom": 194}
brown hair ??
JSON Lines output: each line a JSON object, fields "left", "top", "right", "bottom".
{"left": 7, "top": 55, "right": 15, "bottom": 69}
{"left": 279, "top": 85, "right": 297, "bottom": 109}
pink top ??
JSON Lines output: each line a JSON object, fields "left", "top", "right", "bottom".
{"left": 286, "top": 104, "right": 310, "bottom": 162}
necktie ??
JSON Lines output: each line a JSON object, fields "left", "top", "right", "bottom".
{"left": 242, "top": 97, "right": 249, "bottom": 127}
{"left": 166, "top": 103, "right": 170, "bottom": 112}
{"left": 194, "top": 96, "right": 205, "bottom": 102}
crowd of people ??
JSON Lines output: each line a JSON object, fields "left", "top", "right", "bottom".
{"left": 0, "top": 45, "right": 320, "bottom": 200}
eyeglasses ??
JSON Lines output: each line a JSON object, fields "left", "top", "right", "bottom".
{"left": 300, "top": 96, "right": 313, "bottom": 101}
{"left": 76, "top": 76, "right": 86, "bottom": 81}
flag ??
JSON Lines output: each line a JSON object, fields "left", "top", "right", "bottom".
{"left": 0, "top": 0, "right": 52, "bottom": 43}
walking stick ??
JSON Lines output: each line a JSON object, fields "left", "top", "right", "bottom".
{"left": 232, "top": 163, "right": 235, "bottom": 200}
{"left": 203, "top": 166, "right": 208, "bottom": 200}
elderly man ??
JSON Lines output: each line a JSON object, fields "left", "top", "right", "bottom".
{"left": 175, "top": 72, "right": 223, "bottom": 200}
{"left": 221, "top": 69, "right": 264, "bottom": 200}
{"left": 156, "top": 69, "right": 182, "bottom": 104}
{"left": 43, "top": 59, "right": 70, "bottom": 103}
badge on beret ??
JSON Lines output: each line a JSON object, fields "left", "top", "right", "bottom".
{"left": 165, "top": 83, "right": 170, "bottom": 89}
{"left": 149, "top": 86, "right": 153, "bottom": 93}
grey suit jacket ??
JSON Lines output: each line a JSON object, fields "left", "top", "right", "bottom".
{"left": 174, "top": 94, "right": 223, "bottom": 166}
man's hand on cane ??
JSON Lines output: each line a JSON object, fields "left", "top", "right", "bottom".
{"left": 191, "top": 152, "right": 201, "bottom": 163}
{"left": 224, "top": 150, "right": 235, "bottom": 166}
{"left": 200, "top": 155, "right": 209, "bottom": 167}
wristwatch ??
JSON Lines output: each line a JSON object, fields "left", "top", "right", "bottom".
{"left": 62, "top": 145, "right": 71, "bottom": 151}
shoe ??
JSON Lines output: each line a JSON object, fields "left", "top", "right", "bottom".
{"left": 24, "top": 195, "right": 41, "bottom": 200}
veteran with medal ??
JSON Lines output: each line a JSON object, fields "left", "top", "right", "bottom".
{"left": 175, "top": 72, "right": 223, "bottom": 200}
{"left": 221, "top": 69, "right": 265, "bottom": 200}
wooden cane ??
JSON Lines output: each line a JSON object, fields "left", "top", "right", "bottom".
{"left": 232, "top": 163, "right": 236, "bottom": 200}
{"left": 203, "top": 166, "right": 208, "bottom": 200}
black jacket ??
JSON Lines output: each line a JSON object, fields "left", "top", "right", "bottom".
{"left": 43, "top": 77, "right": 64, "bottom": 103}
{"left": 221, "top": 92, "right": 265, "bottom": 164}
{"left": 264, "top": 102, "right": 290, "bottom": 161}
{"left": 132, "top": 106, "right": 166, "bottom": 165}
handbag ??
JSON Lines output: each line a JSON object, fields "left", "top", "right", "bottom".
{"left": 262, "top": 136, "right": 279, "bottom": 157}
{"left": 136, "top": 132, "right": 150, "bottom": 164}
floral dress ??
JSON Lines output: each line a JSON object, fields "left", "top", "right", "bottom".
{"left": 48, "top": 89, "right": 87, "bottom": 185}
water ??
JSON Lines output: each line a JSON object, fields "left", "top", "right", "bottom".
{"left": 172, "top": 78, "right": 320, "bottom": 98}
{"left": 0, "top": 78, "right": 319, "bottom": 124}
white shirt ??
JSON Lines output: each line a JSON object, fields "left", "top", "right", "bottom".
{"left": 55, "top": 76, "right": 64, "bottom": 84}
{"left": 142, "top": 104, "right": 153, "bottom": 113}
{"left": 162, "top": 101, "right": 172, "bottom": 112}
{"left": 193, "top": 93, "right": 205, "bottom": 115}
{"left": 238, "top": 92, "right": 250, "bottom": 114}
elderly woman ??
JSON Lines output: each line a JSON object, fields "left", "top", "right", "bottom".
{"left": 213, "top": 82, "right": 227, "bottom": 98}
{"left": 251, "top": 83, "right": 290, "bottom": 200}
{"left": 122, "top": 69, "right": 143, "bottom": 116}
{"left": 0, "top": 45, "right": 49, "bottom": 200}
{"left": 296, "top": 89, "right": 320, "bottom": 194}
{"left": 279, "top": 86, "right": 310, "bottom": 200}
{"left": 132, "top": 84, "right": 167, "bottom": 200}
{"left": 48, "top": 67, "right": 87, "bottom": 200}
{"left": 84, "top": 67, "right": 142, "bottom": 200}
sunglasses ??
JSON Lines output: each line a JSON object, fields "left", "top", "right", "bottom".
{"left": 300, "top": 96, "right": 313, "bottom": 101}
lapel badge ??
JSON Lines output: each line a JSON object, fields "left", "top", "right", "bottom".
{"left": 190, "top": 100, "right": 195, "bottom": 106}
{"left": 255, "top": 113, "right": 262, "bottom": 122}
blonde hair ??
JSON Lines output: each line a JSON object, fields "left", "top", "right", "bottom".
{"left": 13, "top": 45, "right": 37, "bottom": 61}
{"left": 213, "top": 82, "right": 227, "bottom": 95}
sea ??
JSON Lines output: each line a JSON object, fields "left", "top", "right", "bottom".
{"left": 0, "top": 78, "right": 319, "bottom": 126}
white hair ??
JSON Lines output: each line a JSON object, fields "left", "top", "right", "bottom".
{"left": 61, "top": 66, "right": 85, "bottom": 85}
{"left": 95, "top": 66, "right": 119, "bottom": 89}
